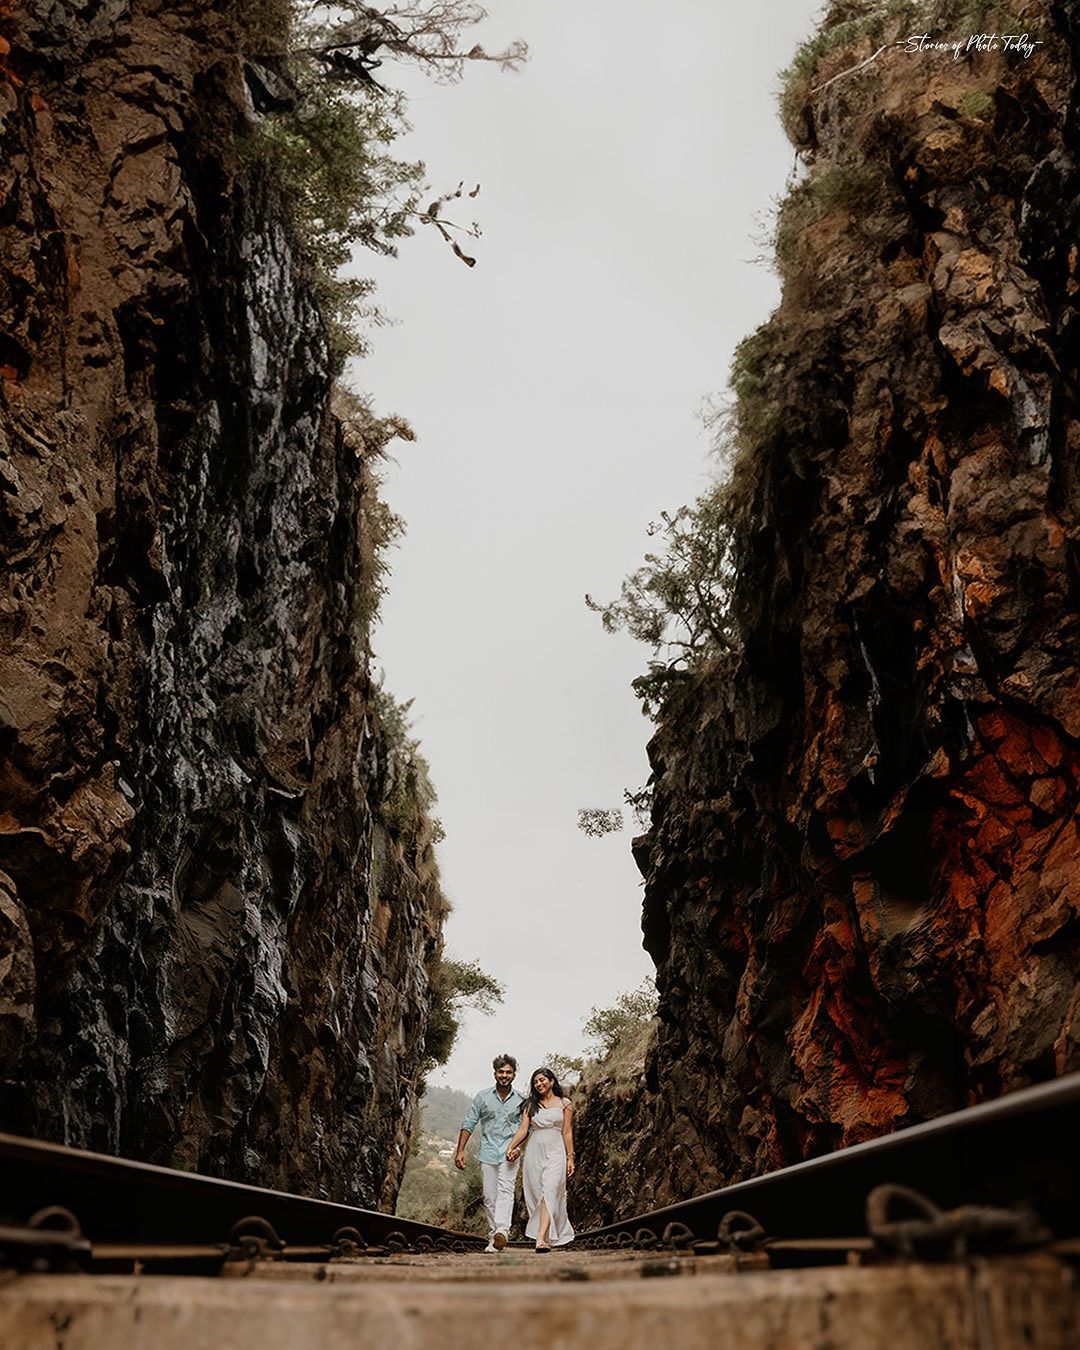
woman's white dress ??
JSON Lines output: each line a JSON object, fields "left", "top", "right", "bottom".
{"left": 523, "top": 1103, "right": 575, "bottom": 1246}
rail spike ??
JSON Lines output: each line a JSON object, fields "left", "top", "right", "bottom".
{"left": 27, "top": 1206, "right": 86, "bottom": 1243}
{"left": 0, "top": 1206, "right": 93, "bottom": 1274}
{"left": 661, "top": 1221, "right": 695, "bottom": 1251}
{"left": 717, "top": 1209, "right": 769, "bottom": 1253}
{"left": 227, "top": 1215, "right": 286, "bottom": 1263}
{"left": 330, "top": 1225, "right": 367, "bottom": 1258}
{"left": 866, "top": 1184, "right": 1051, "bottom": 1260}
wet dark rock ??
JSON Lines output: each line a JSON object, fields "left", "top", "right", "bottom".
{"left": 0, "top": 1, "right": 442, "bottom": 1207}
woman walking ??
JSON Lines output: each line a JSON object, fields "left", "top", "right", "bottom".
{"left": 506, "top": 1067, "right": 575, "bottom": 1251}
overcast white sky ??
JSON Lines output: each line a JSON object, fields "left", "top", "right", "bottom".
{"left": 348, "top": 1, "right": 822, "bottom": 1098}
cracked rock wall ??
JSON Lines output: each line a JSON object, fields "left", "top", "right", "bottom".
{"left": 0, "top": 0, "right": 443, "bottom": 1208}
{"left": 573, "top": 0, "right": 1080, "bottom": 1226}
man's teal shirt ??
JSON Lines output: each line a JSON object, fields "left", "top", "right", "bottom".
{"left": 461, "top": 1085, "right": 526, "bottom": 1164}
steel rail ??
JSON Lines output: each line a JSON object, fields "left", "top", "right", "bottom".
{"left": 0, "top": 1131, "right": 483, "bottom": 1254}
{"left": 578, "top": 1069, "right": 1080, "bottom": 1249}
{"left": 5, "top": 1069, "right": 1078, "bottom": 1269}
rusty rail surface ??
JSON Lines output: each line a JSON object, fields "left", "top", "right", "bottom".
{"left": 0, "top": 1131, "right": 483, "bottom": 1269}
{"left": 576, "top": 1070, "right": 1080, "bottom": 1259}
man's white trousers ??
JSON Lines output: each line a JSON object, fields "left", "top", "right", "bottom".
{"left": 480, "top": 1154, "right": 520, "bottom": 1238}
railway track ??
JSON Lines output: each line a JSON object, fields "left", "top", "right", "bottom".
{"left": 1, "top": 1076, "right": 1079, "bottom": 1347}
{"left": 577, "top": 1068, "right": 1080, "bottom": 1264}
{"left": 1, "top": 1069, "right": 1077, "bottom": 1276}
{"left": 0, "top": 1131, "right": 484, "bottom": 1274}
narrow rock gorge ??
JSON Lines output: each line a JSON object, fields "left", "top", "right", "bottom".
{"left": 0, "top": 0, "right": 446, "bottom": 1208}
{"left": 574, "top": 0, "right": 1080, "bottom": 1226}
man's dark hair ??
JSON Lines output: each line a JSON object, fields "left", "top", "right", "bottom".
{"left": 493, "top": 1053, "right": 517, "bottom": 1071}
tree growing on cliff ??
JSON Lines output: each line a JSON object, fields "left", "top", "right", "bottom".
{"left": 423, "top": 957, "right": 505, "bottom": 1068}
{"left": 542, "top": 1052, "right": 585, "bottom": 1085}
{"left": 585, "top": 486, "right": 738, "bottom": 716}
{"left": 576, "top": 787, "right": 653, "bottom": 838}
{"left": 283, "top": 3, "right": 525, "bottom": 267}
{"left": 577, "top": 807, "right": 623, "bottom": 838}
{"left": 291, "top": 3, "right": 528, "bottom": 84}
{"left": 582, "top": 979, "right": 657, "bottom": 1058}
{"left": 240, "top": 4, "right": 525, "bottom": 362}
{"left": 544, "top": 980, "right": 657, "bottom": 1092}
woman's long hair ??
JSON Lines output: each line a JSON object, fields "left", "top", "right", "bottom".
{"left": 523, "top": 1066, "right": 567, "bottom": 1118}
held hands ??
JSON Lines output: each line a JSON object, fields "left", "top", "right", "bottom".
{"left": 506, "top": 1146, "right": 520, "bottom": 1163}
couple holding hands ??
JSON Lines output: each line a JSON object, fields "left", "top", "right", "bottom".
{"left": 455, "top": 1054, "right": 575, "bottom": 1252}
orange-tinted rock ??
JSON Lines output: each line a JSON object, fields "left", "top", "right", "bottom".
{"left": 573, "top": 0, "right": 1080, "bottom": 1224}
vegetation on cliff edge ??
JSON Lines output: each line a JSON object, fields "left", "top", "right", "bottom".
{"left": 546, "top": 979, "right": 658, "bottom": 1088}
{"left": 589, "top": 0, "right": 1025, "bottom": 723}
{"left": 240, "top": 1, "right": 526, "bottom": 366}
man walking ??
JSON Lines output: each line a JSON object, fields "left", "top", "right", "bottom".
{"left": 456, "top": 1054, "right": 524, "bottom": 1252}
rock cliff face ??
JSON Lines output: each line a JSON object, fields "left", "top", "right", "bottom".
{"left": 0, "top": 0, "right": 444, "bottom": 1207}
{"left": 574, "top": 0, "right": 1080, "bottom": 1225}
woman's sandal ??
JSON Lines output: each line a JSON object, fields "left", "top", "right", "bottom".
{"left": 534, "top": 1244, "right": 551, "bottom": 1253}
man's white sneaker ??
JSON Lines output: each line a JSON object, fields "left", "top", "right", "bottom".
{"left": 493, "top": 1231, "right": 508, "bottom": 1251}
{"left": 483, "top": 1241, "right": 497, "bottom": 1253}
